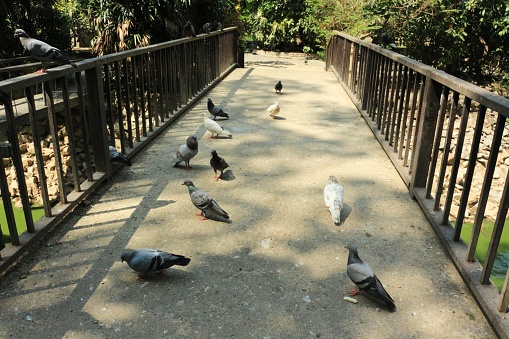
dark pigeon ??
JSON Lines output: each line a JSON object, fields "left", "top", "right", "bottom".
{"left": 373, "top": 29, "right": 401, "bottom": 52}
{"left": 14, "top": 28, "right": 77, "bottom": 74}
{"left": 203, "top": 23, "right": 212, "bottom": 33}
{"left": 182, "top": 179, "right": 232, "bottom": 223}
{"left": 207, "top": 98, "right": 229, "bottom": 120}
{"left": 183, "top": 21, "right": 196, "bottom": 38}
{"left": 212, "top": 20, "right": 223, "bottom": 31}
{"left": 275, "top": 81, "right": 282, "bottom": 94}
{"left": 121, "top": 248, "right": 191, "bottom": 277}
{"left": 175, "top": 135, "right": 199, "bottom": 170}
{"left": 345, "top": 244, "right": 396, "bottom": 311}
{"left": 109, "top": 146, "right": 132, "bottom": 166}
{"left": 210, "top": 150, "right": 229, "bottom": 180}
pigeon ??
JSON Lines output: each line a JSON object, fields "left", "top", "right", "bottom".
{"left": 14, "top": 29, "right": 77, "bottom": 74}
{"left": 121, "top": 248, "right": 191, "bottom": 277}
{"left": 183, "top": 21, "right": 196, "bottom": 38}
{"left": 109, "top": 146, "right": 132, "bottom": 166}
{"left": 212, "top": 20, "right": 223, "bottom": 31}
{"left": 207, "top": 98, "right": 229, "bottom": 120}
{"left": 182, "top": 179, "right": 232, "bottom": 223}
{"left": 275, "top": 81, "right": 283, "bottom": 94}
{"left": 323, "top": 176, "right": 344, "bottom": 225}
{"left": 267, "top": 102, "right": 280, "bottom": 119}
{"left": 203, "top": 23, "right": 212, "bottom": 33}
{"left": 373, "top": 29, "right": 400, "bottom": 52}
{"left": 202, "top": 113, "right": 232, "bottom": 138}
{"left": 210, "top": 150, "right": 229, "bottom": 180}
{"left": 174, "top": 135, "right": 199, "bottom": 170}
{"left": 345, "top": 244, "right": 396, "bottom": 312}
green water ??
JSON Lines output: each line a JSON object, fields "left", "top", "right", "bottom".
{"left": 1, "top": 204, "right": 45, "bottom": 244}
{"left": 459, "top": 220, "right": 509, "bottom": 291}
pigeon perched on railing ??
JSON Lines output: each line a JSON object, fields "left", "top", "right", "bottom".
{"left": 203, "top": 23, "right": 212, "bottom": 34}
{"left": 212, "top": 20, "right": 223, "bottom": 31}
{"left": 275, "top": 81, "right": 283, "bottom": 94}
{"left": 182, "top": 179, "right": 232, "bottom": 223}
{"left": 324, "top": 176, "right": 344, "bottom": 226}
{"left": 210, "top": 150, "right": 229, "bottom": 180}
{"left": 267, "top": 102, "right": 280, "bottom": 119}
{"left": 202, "top": 113, "right": 232, "bottom": 138}
{"left": 14, "top": 28, "right": 77, "bottom": 74}
{"left": 174, "top": 135, "right": 199, "bottom": 170}
{"left": 207, "top": 98, "right": 229, "bottom": 120}
{"left": 109, "top": 146, "right": 132, "bottom": 166}
{"left": 345, "top": 244, "right": 396, "bottom": 312}
{"left": 183, "top": 21, "right": 196, "bottom": 38}
{"left": 121, "top": 248, "right": 191, "bottom": 277}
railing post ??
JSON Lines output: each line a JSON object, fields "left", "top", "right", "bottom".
{"left": 235, "top": 29, "right": 244, "bottom": 68}
{"left": 361, "top": 49, "right": 374, "bottom": 111}
{"left": 86, "top": 62, "right": 111, "bottom": 175}
{"left": 0, "top": 143, "right": 18, "bottom": 246}
{"left": 409, "top": 73, "right": 441, "bottom": 196}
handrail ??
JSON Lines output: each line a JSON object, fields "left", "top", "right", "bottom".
{"left": 0, "top": 27, "right": 240, "bottom": 272}
{"left": 327, "top": 30, "right": 509, "bottom": 337}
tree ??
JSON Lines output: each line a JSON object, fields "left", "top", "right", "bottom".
{"left": 364, "top": 0, "right": 509, "bottom": 81}
{"left": 1, "top": 0, "right": 72, "bottom": 59}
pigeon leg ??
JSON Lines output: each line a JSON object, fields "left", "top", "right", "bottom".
{"left": 348, "top": 288, "right": 360, "bottom": 296}
{"left": 34, "top": 69, "right": 45, "bottom": 74}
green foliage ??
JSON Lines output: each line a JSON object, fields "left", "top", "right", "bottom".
{"left": 241, "top": 0, "right": 372, "bottom": 54}
{"left": 0, "top": 0, "right": 72, "bottom": 59}
{"left": 364, "top": 0, "right": 509, "bottom": 81}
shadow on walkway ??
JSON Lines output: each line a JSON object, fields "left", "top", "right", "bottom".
{"left": 0, "top": 54, "right": 495, "bottom": 338}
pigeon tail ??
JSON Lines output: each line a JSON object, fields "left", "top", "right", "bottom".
{"left": 171, "top": 255, "right": 191, "bottom": 266}
{"left": 360, "top": 279, "right": 397, "bottom": 312}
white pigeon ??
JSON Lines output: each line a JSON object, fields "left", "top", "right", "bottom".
{"left": 267, "top": 102, "right": 280, "bottom": 119}
{"left": 323, "top": 176, "right": 344, "bottom": 225}
{"left": 202, "top": 113, "right": 232, "bottom": 138}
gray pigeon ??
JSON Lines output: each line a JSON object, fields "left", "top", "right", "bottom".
{"left": 183, "top": 21, "right": 196, "bottom": 38}
{"left": 207, "top": 98, "right": 229, "bottom": 120}
{"left": 210, "top": 150, "right": 229, "bottom": 180}
{"left": 345, "top": 244, "right": 396, "bottom": 312}
{"left": 121, "top": 248, "right": 191, "bottom": 277}
{"left": 109, "top": 146, "right": 132, "bottom": 166}
{"left": 275, "top": 81, "right": 282, "bottom": 94}
{"left": 174, "top": 135, "right": 199, "bottom": 169}
{"left": 323, "top": 176, "right": 344, "bottom": 225}
{"left": 203, "top": 23, "right": 212, "bottom": 33}
{"left": 14, "top": 29, "right": 77, "bottom": 73}
{"left": 182, "top": 179, "right": 232, "bottom": 223}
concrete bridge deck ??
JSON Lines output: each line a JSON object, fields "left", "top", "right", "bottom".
{"left": 0, "top": 53, "right": 496, "bottom": 338}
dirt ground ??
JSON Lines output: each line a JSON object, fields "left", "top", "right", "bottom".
{"left": 0, "top": 53, "right": 497, "bottom": 338}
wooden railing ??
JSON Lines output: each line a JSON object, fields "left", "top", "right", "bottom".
{"left": 0, "top": 27, "right": 240, "bottom": 272}
{"left": 327, "top": 31, "right": 509, "bottom": 337}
